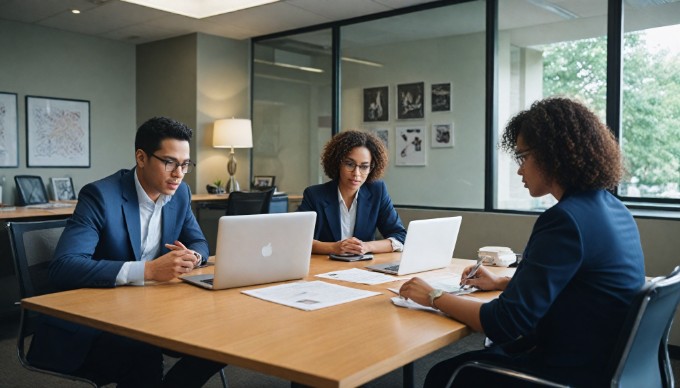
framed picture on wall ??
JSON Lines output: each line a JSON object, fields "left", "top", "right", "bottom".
{"left": 50, "top": 177, "right": 77, "bottom": 201}
{"left": 0, "top": 92, "right": 19, "bottom": 167}
{"left": 252, "top": 175, "right": 276, "bottom": 190}
{"left": 431, "top": 82, "right": 451, "bottom": 112}
{"left": 26, "top": 96, "right": 90, "bottom": 167}
{"left": 370, "top": 127, "right": 389, "bottom": 149}
{"left": 396, "top": 126, "right": 426, "bottom": 166}
{"left": 431, "top": 123, "right": 454, "bottom": 148}
{"left": 363, "top": 86, "right": 389, "bottom": 122}
{"left": 396, "top": 82, "right": 424, "bottom": 120}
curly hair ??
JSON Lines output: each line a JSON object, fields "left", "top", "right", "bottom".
{"left": 500, "top": 97, "right": 622, "bottom": 191}
{"left": 320, "top": 130, "right": 388, "bottom": 183}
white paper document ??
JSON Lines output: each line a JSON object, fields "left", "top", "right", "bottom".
{"left": 391, "top": 296, "right": 439, "bottom": 312}
{"left": 242, "top": 280, "right": 381, "bottom": 311}
{"left": 315, "top": 268, "right": 400, "bottom": 285}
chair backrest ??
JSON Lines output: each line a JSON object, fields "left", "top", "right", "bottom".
{"left": 225, "top": 188, "right": 275, "bottom": 216}
{"left": 8, "top": 219, "right": 99, "bottom": 386}
{"left": 7, "top": 219, "right": 67, "bottom": 299}
{"left": 608, "top": 266, "right": 680, "bottom": 388}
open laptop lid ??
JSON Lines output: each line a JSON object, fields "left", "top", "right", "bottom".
{"left": 366, "top": 216, "right": 461, "bottom": 275}
{"left": 182, "top": 211, "right": 316, "bottom": 290}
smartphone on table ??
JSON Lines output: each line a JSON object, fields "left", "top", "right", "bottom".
{"left": 328, "top": 253, "right": 374, "bottom": 262}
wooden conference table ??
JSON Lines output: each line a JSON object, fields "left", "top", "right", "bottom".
{"left": 0, "top": 201, "right": 78, "bottom": 220}
{"left": 21, "top": 254, "right": 512, "bottom": 388}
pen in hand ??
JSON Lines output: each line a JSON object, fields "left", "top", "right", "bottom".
{"left": 460, "top": 259, "right": 484, "bottom": 289}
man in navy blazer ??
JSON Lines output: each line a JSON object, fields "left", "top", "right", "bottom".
{"left": 28, "top": 117, "right": 224, "bottom": 387}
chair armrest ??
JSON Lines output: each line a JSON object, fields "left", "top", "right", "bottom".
{"left": 449, "top": 361, "right": 571, "bottom": 388}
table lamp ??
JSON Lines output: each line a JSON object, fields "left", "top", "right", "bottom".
{"left": 213, "top": 118, "right": 253, "bottom": 193}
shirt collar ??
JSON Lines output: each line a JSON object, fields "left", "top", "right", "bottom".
{"left": 134, "top": 169, "right": 171, "bottom": 207}
{"left": 337, "top": 186, "right": 359, "bottom": 209}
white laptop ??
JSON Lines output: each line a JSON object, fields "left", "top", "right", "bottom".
{"left": 365, "top": 216, "right": 462, "bottom": 276}
{"left": 181, "top": 211, "right": 316, "bottom": 290}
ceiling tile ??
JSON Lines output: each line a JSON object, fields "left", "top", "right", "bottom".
{"left": 0, "top": 0, "right": 98, "bottom": 23}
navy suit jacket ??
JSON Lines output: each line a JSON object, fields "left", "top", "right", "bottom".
{"left": 297, "top": 180, "right": 406, "bottom": 244}
{"left": 27, "top": 168, "right": 208, "bottom": 373}
{"left": 480, "top": 189, "right": 644, "bottom": 385}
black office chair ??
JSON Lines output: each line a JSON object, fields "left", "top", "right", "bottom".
{"left": 225, "top": 188, "right": 275, "bottom": 216}
{"left": 445, "top": 266, "right": 680, "bottom": 388}
{"left": 7, "top": 219, "right": 100, "bottom": 387}
{"left": 8, "top": 219, "right": 230, "bottom": 388}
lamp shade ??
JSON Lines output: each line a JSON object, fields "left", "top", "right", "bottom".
{"left": 213, "top": 118, "right": 253, "bottom": 148}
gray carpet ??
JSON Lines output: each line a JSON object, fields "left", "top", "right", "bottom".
{"left": 1, "top": 312, "right": 678, "bottom": 387}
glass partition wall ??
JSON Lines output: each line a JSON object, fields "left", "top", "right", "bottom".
{"left": 252, "top": 29, "right": 333, "bottom": 195}
{"left": 495, "top": 0, "right": 609, "bottom": 211}
{"left": 252, "top": 0, "right": 680, "bottom": 213}
{"left": 340, "top": 2, "right": 487, "bottom": 209}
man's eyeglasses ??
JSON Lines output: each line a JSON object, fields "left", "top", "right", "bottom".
{"left": 513, "top": 149, "right": 532, "bottom": 166}
{"left": 341, "top": 160, "right": 372, "bottom": 174}
{"left": 150, "top": 153, "right": 195, "bottom": 174}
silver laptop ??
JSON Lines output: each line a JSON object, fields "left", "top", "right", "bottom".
{"left": 366, "top": 216, "right": 462, "bottom": 275}
{"left": 181, "top": 211, "right": 316, "bottom": 290}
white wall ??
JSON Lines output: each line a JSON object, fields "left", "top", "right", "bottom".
{"left": 0, "top": 20, "right": 136, "bottom": 204}
{"left": 196, "top": 33, "right": 250, "bottom": 193}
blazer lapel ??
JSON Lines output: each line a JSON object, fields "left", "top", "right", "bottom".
{"left": 322, "top": 182, "right": 342, "bottom": 241}
{"left": 121, "top": 170, "right": 142, "bottom": 260}
{"left": 353, "top": 185, "right": 373, "bottom": 238}
{"left": 161, "top": 197, "right": 178, "bottom": 252}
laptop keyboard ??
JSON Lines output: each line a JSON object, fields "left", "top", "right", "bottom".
{"left": 200, "top": 278, "right": 214, "bottom": 285}
{"left": 384, "top": 264, "right": 400, "bottom": 272}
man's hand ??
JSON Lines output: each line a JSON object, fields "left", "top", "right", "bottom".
{"left": 144, "top": 241, "right": 198, "bottom": 282}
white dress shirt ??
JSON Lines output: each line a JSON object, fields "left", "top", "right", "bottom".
{"left": 115, "top": 170, "right": 170, "bottom": 286}
{"left": 337, "top": 188, "right": 402, "bottom": 251}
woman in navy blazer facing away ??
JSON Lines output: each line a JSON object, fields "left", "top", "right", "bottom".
{"left": 298, "top": 130, "right": 406, "bottom": 255}
{"left": 400, "top": 98, "right": 645, "bottom": 387}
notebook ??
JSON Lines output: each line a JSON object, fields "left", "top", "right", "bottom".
{"left": 181, "top": 211, "right": 317, "bottom": 290}
{"left": 365, "top": 216, "right": 462, "bottom": 276}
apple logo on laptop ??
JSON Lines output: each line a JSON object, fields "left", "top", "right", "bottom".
{"left": 261, "top": 243, "right": 273, "bottom": 257}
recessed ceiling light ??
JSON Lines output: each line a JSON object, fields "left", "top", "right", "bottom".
{"left": 121, "top": 0, "right": 279, "bottom": 19}
{"left": 71, "top": 9, "right": 81, "bottom": 14}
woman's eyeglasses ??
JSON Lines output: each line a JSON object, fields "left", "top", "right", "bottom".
{"left": 341, "top": 160, "right": 372, "bottom": 174}
{"left": 513, "top": 149, "right": 532, "bottom": 166}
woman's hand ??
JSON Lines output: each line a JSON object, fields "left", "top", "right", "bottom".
{"left": 334, "top": 237, "right": 366, "bottom": 255}
{"left": 460, "top": 264, "right": 504, "bottom": 291}
{"left": 399, "top": 277, "right": 435, "bottom": 307}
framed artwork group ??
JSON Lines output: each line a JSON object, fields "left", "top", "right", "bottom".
{"left": 0, "top": 92, "right": 91, "bottom": 169}
{"left": 363, "top": 81, "right": 451, "bottom": 123}
{"left": 363, "top": 81, "right": 454, "bottom": 167}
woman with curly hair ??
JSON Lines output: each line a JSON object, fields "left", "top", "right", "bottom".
{"left": 399, "top": 97, "right": 645, "bottom": 386}
{"left": 298, "top": 130, "right": 406, "bottom": 255}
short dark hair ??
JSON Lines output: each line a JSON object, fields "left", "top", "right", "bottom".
{"left": 500, "top": 97, "right": 623, "bottom": 191}
{"left": 321, "top": 130, "right": 388, "bottom": 183}
{"left": 135, "top": 117, "right": 193, "bottom": 156}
